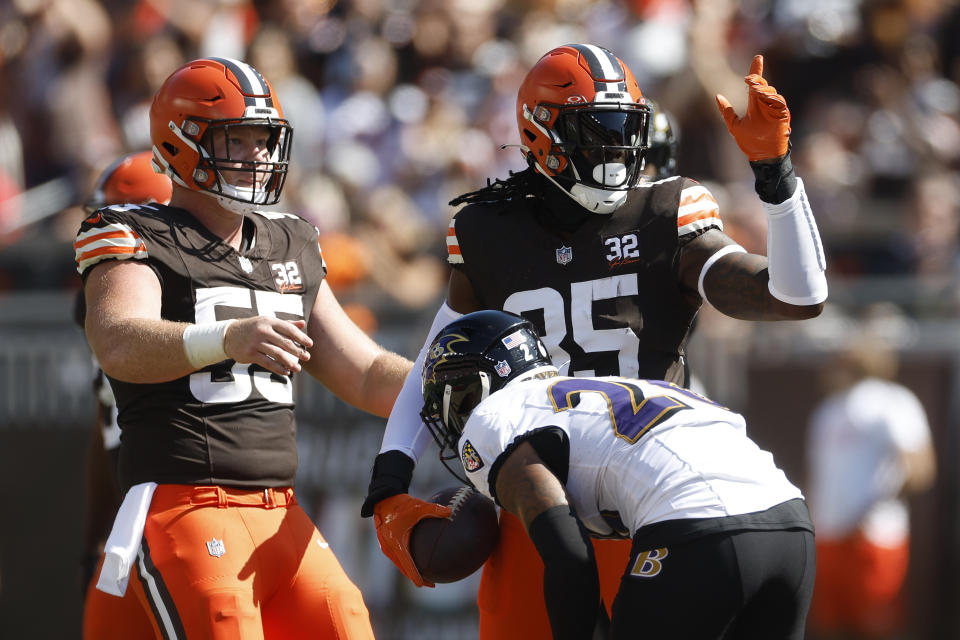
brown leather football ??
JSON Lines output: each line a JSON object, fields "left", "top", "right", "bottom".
{"left": 409, "top": 486, "right": 500, "bottom": 584}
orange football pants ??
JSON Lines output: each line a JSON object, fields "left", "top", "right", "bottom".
{"left": 126, "top": 484, "right": 373, "bottom": 640}
{"left": 83, "top": 553, "right": 155, "bottom": 639}
{"left": 478, "top": 510, "right": 631, "bottom": 640}
{"left": 810, "top": 533, "right": 910, "bottom": 638}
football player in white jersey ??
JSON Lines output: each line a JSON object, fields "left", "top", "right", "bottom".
{"left": 417, "top": 310, "right": 815, "bottom": 640}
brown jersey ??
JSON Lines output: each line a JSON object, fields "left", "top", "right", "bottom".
{"left": 446, "top": 177, "right": 723, "bottom": 384}
{"left": 75, "top": 203, "right": 326, "bottom": 491}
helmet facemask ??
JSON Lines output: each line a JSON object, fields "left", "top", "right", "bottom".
{"left": 420, "top": 365, "right": 493, "bottom": 484}
{"left": 525, "top": 101, "right": 651, "bottom": 214}
{"left": 193, "top": 117, "right": 293, "bottom": 214}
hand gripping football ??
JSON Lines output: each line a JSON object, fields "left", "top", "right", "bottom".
{"left": 409, "top": 486, "right": 500, "bottom": 584}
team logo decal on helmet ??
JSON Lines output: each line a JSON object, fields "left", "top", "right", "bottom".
{"left": 150, "top": 57, "right": 293, "bottom": 214}
{"left": 516, "top": 44, "right": 652, "bottom": 214}
{"left": 423, "top": 332, "right": 470, "bottom": 385}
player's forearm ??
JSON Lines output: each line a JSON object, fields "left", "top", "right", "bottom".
{"left": 702, "top": 252, "right": 823, "bottom": 320}
{"left": 88, "top": 316, "right": 196, "bottom": 383}
{"left": 528, "top": 505, "right": 601, "bottom": 640}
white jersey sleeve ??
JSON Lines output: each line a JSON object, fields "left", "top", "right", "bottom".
{"left": 378, "top": 302, "right": 463, "bottom": 462}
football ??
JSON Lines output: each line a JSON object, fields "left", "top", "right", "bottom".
{"left": 409, "top": 486, "right": 500, "bottom": 584}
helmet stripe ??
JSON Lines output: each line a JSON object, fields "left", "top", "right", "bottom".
{"left": 568, "top": 44, "right": 624, "bottom": 93}
{"left": 208, "top": 57, "right": 274, "bottom": 110}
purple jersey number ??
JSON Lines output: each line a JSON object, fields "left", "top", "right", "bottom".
{"left": 547, "top": 378, "right": 691, "bottom": 443}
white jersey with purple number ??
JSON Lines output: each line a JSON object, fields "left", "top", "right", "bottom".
{"left": 460, "top": 376, "right": 802, "bottom": 537}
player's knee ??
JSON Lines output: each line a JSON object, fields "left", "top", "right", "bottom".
{"left": 325, "top": 579, "right": 369, "bottom": 621}
{"left": 207, "top": 591, "right": 257, "bottom": 638}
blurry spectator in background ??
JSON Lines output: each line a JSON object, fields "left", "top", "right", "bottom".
{"left": 17, "top": 0, "right": 121, "bottom": 181}
{"left": 806, "top": 334, "right": 936, "bottom": 640}
{"left": 78, "top": 151, "right": 171, "bottom": 640}
{"left": 904, "top": 168, "right": 960, "bottom": 277}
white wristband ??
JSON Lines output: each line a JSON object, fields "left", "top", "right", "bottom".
{"left": 182, "top": 319, "right": 235, "bottom": 369}
{"left": 762, "top": 178, "right": 828, "bottom": 305}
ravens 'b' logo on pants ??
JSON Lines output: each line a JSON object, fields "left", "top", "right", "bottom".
{"left": 630, "top": 547, "right": 669, "bottom": 577}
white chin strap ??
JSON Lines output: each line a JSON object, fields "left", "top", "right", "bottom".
{"left": 534, "top": 162, "right": 630, "bottom": 214}
{"left": 569, "top": 184, "right": 629, "bottom": 214}
{"left": 212, "top": 196, "right": 258, "bottom": 215}
{"left": 196, "top": 145, "right": 274, "bottom": 214}
{"left": 211, "top": 182, "right": 270, "bottom": 215}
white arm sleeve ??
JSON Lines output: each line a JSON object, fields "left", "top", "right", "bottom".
{"left": 379, "top": 302, "right": 463, "bottom": 462}
{"left": 762, "top": 178, "right": 828, "bottom": 305}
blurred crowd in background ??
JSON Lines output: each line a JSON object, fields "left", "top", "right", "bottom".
{"left": 1, "top": 1, "right": 958, "bottom": 637}
{"left": 1, "top": 0, "right": 960, "bottom": 328}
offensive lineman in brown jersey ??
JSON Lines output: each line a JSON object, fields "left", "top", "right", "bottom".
{"left": 361, "top": 45, "right": 828, "bottom": 640}
{"left": 74, "top": 58, "right": 410, "bottom": 639}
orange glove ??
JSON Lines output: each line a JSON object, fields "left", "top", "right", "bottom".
{"left": 716, "top": 55, "right": 791, "bottom": 162}
{"left": 373, "top": 493, "right": 452, "bottom": 587}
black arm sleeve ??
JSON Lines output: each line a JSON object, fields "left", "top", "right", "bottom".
{"left": 750, "top": 146, "right": 797, "bottom": 204}
{"left": 359, "top": 450, "right": 415, "bottom": 517}
{"left": 527, "top": 504, "right": 600, "bottom": 640}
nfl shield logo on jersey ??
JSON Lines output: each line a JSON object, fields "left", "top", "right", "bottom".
{"left": 495, "top": 360, "right": 512, "bottom": 377}
{"left": 238, "top": 256, "right": 254, "bottom": 273}
{"left": 206, "top": 538, "right": 226, "bottom": 558}
{"left": 556, "top": 246, "right": 573, "bottom": 265}
{"left": 461, "top": 440, "right": 484, "bottom": 472}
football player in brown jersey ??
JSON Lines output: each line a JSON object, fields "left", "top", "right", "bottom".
{"left": 74, "top": 58, "right": 410, "bottom": 639}
{"left": 79, "top": 151, "right": 171, "bottom": 640}
{"left": 361, "top": 44, "right": 828, "bottom": 640}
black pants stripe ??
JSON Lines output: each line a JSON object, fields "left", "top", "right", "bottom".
{"left": 137, "top": 537, "right": 187, "bottom": 640}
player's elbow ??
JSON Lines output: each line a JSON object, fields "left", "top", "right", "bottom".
{"left": 92, "top": 342, "right": 136, "bottom": 382}
{"left": 768, "top": 297, "right": 825, "bottom": 320}
{"left": 794, "top": 300, "right": 825, "bottom": 319}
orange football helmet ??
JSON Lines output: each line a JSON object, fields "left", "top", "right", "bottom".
{"left": 516, "top": 44, "right": 651, "bottom": 213}
{"left": 150, "top": 57, "right": 293, "bottom": 213}
{"left": 86, "top": 151, "right": 173, "bottom": 212}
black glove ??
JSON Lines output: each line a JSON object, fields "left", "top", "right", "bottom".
{"left": 750, "top": 145, "right": 797, "bottom": 205}
{"left": 360, "top": 450, "right": 415, "bottom": 517}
